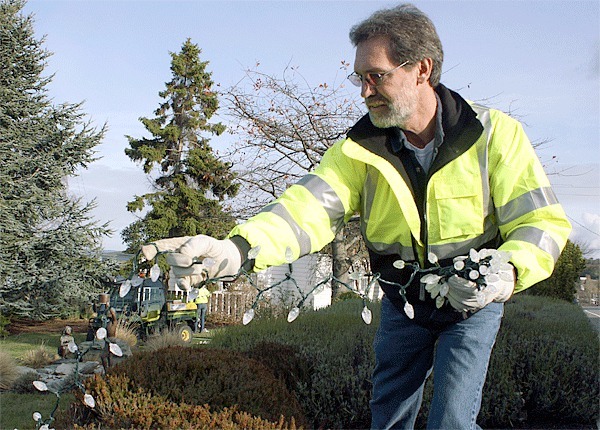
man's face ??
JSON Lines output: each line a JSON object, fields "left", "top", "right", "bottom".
{"left": 353, "top": 36, "right": 418, "bottom": 129}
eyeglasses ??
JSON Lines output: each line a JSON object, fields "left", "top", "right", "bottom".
{"left": 347, "top": 60, "right": 411, "bottom": 87}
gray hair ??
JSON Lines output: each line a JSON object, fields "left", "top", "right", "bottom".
{"left": 349, "top": 3, "right": 444, "bottom": 87}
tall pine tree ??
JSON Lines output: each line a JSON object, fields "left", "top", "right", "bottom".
{"left": 0, "top": 0, "right": 114, "bottom": 319}
{"left": 123, "top": 39, "right": 238, "bottom": 252}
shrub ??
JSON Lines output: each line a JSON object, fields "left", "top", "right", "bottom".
{"left": 21, "top": 342, "right": 55, "bottom": 368}
{"left": 114, "top": 317, "right": 138, "bottom": 348}
{"left": 528, "top": 240, "right": 586, "bottom": 302}
{"left": 211, "top": 299, "right": 377, "bottom": 429}
{"left": 244, "top": 341, "right": 312, "bottom": 395}
{"left": 142, "top": 328, "right": 186, "bottom": 351}
{"left": 10, "top": 370, "right": 39, "bottom": 393}
{"left": 0, "top": 314, "right": 10, "bottom": 338}
{"left": 108, "top": 346, "right": 306, "bottom": 425}
{"left": 68, "top": 374, "right": 299, "bottom": 429}
{"left": 212, "top": 296, "right": 599, "bottom": 429}
{"left": 0, "top": 349, "right": 19, "bottom": 390}
{"left": 488, "top": 295, "right": 599, "bottom": 427}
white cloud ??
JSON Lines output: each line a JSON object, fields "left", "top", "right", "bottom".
{"left": 570, "top": 212, "right": 600, "bottom": 258}
{"left": 68, "top": 162, "right": 151, "bottom": 251}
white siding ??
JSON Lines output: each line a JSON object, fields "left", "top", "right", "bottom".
{"left": 259, "top": 254, "right": 332, "bottom": 310}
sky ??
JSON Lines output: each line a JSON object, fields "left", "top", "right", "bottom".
{"left": 22, "top": 0, "right": 600, "bottom": 256}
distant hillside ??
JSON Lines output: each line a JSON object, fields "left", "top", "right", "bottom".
{"left": 102, "top": 250, "right": 134, "bottom": 263}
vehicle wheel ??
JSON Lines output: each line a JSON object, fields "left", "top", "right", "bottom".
{"left": 177, "top": 324, "right": 193, "bottom": 344}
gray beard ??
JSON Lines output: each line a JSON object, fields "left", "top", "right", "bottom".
{"left": 368, "top": 110, "right": 410, "bottom": 129}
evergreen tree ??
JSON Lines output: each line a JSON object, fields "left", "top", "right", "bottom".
{"left": 528, "top": 240, "right": 586, "bottom": 302}
{"left": 0, "top": 0, "right": 115, "bottom": 319}
{"left": 123, "top": 39, "right": 238, "bottom": 252}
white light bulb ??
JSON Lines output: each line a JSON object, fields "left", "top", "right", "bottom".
{"left": 33, "top": 412, "right": 42, "bottom": 422}
{"left": 68, "top": 341, "right": 78, "bottom": 353}
{"left": 130, "top": 275, "right": 143, "bottom": 287}
{"left": 109, "top": 342, "right": 123, "bottom": 357}
{"left": 242, "top": 308, "right": 255, "bottom": 325}
{"left": 150, "top": 264, "right": 161, "bottom": 282}
{"left": 436, "top": 296, "right": 445, "bottom": 309}
{"left": 348, "top": 272, "right": 362, "bottom": 281}
{"left": 404, "top": 302, "right": 415, "bottom": 319}
{"left": 421, "top": 274, "right": 442, "bottom": 285}
{"left": 84, "top": 393, "right": 96, "bottom": 408}
{"left": 119, "top": 280, "right": 131, "bottom": 298}
{"left": 439, "top": 282, "right": 449, "bottom": 298}
{"left": 469, "top": 248, "right": 481, "bottom": 263}
{"left": 287, "top": 307, "right": 300, "bottom": 323}
{"left": 188, "top": 288, "right": 199, "bottom": 301}
{"left": 427, "top": 252, "right": 439, "bottom": 264}
{"left": 485, "top": 273, "right": 500, "bottom": 284}
{"left": 476, "top": 290, "right": 486, "bottom": 307}
{"left": 361, "top": 306, "right": 372, "bottom": 324}
{"left": 33, "top": 381, "right": 48, "bottom": 392}
{"left": 393, "top": 259, "right": 406, "bottom": 269}
{"left": 248, "top": 246, "right": 261, "bottom": 259}
{"left": 469, "top": 270, "right": 480, "bottom": 280}
{"left": 285, "top": 247, "right": 294, "bottom": 264}
{"left": 453, "top": 260, "right": 465, "bottom": 270}
{"left": 96, "top": 327, "right": 107, "bottom": 340}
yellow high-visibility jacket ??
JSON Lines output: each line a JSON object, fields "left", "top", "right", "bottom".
{"left": 229, "top": 84, "right": 571, "bottom": 294}
{"left": 194, "top": 286, "right": 211, "bottom": 304}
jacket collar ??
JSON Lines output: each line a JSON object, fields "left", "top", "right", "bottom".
{"left": 346, "top": 84, "right": 484, "bottom": 176}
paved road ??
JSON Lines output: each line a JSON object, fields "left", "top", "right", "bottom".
{"left": 582, "top": 306, "right": 600, "bottom": 334}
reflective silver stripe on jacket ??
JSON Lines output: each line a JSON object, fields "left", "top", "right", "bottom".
{"left": 259, "top": 203, "right": 312, "bottom": 256}
{"left": 473, "top": 105, "right": 495, "bottom": 221}
{"left": 428, "top": 216, "right": 499, "bottom": 260}
{"left": 507, "top": 226, "right": 562, "bottom": 262}
{"left": 495, "top": 187, "right": 559, "bottom": 226}
{"left": 296, "top": 174, "right": 346, "bottom": 233}
{"left": 363, "top": 237, "right": 416, "bottom": 261}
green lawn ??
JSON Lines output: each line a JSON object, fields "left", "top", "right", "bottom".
{"left": 1, "top": 332, "right": 87, "bottom": 361}
{"left": 0, "top": 392, "right": 75, "bottom": 430}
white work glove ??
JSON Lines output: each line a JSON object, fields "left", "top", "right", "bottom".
{"left": 141, "top": 235, "right": 242, "bottom": 291}
{"left": 445, "top": 264, "right": 515, "bottom": 313}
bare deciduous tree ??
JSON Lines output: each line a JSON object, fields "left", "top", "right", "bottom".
{"left": 223, "top": 63, "right": 366, "bottom": 296}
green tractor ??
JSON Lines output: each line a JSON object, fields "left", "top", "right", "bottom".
{"left": 88, "top": 274, "right": 199, "bottom": 344}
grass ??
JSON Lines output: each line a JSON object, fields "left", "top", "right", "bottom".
{"left": 0, "top": 332, "right": 86, "bottom": 362}
{"left": 0, "top": 392, "right": 75, "bottom": 430}
{"left": 0, "top": 326, "right": 218, "bottom": 429}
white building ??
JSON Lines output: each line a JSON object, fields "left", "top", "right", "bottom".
{"left": 257, "top": 253, "right": 383, "bottom": 310}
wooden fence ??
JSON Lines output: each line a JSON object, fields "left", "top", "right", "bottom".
{"left": 208, "top": 290, "right": 255, "bottom": 322}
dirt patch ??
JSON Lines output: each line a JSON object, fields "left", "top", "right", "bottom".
{"left": 7, "top": 318, "right": 90, "bottom": 335}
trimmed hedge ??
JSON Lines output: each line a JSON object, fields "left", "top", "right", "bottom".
{"left": 211, "top": 300, "right": 378, "bottom": 429}
{"left": 66, "top": 296, "right": 598, "bottom": 429}
{"left": 211, "top": 296, "right": 599, "bottom": 429}
{"left": 67, "top": 373, "right": 299, "bottom": 430}
{"left": 107, "top": 346, "right": 306, "bottom": 426}
{"left": 482, "top": 296, "right": 599, "bottom": 428}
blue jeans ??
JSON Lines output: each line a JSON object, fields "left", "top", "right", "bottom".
{"left": 370, "top": 297, "right": 504, "bottom": 429}
{"left": 196, "top": 303, "right": 207, "bottom": 332}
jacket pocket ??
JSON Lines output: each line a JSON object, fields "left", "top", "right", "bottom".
{"left": 432, "top": 180, "right": 484, "bottom": 239}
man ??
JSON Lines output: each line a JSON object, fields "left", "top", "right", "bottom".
{"left": 194, "top": 285, "right": 211, "bottom": 333}
{"left": 142, "top": 4, "right": 571, "bottom": 428}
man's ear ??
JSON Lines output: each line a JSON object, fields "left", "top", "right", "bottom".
{"left": 416, "top": 58, "right": 433, "bottom": 84}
